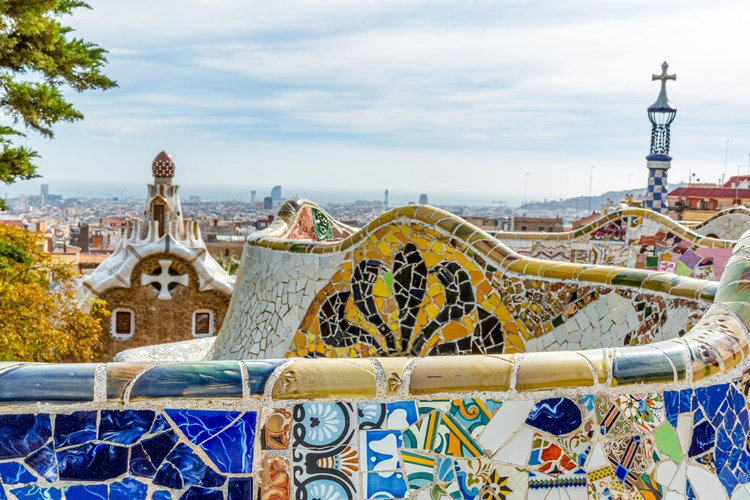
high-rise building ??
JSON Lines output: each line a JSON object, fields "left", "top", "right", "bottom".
{"left": 40, "top": 184, "right": 49, "bottom": 197}
{"left": 644, "top": 62, "right": 677, "bottom": 214}
{"left": 263, "top": 196, "right": 273, "bottom": 210}
{"left": 271, "top": 185, "right": 282, "bottom": 201}
{"left": 384, "top": 189, "right": 389, "bottom": 211}
{"left": 419, "top": 193, "right": 428, "bottom": 205}
{"left": 251, "top": 190, "right": 257, "bottom": 204}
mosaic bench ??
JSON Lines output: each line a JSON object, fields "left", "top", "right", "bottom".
{"left": 208, "top": 200, "right": 721, "bottom": 361}
{"left": 6, "top": 200, "right": 744, "bottom": 499}
{"left": 488, "top": 206, "right": 736, "bottom": 281}
{"left": 686, "top": 206, "right": 750, "bottom": 241}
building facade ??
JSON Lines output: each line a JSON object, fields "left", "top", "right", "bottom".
{"left": 81, "top": 152, "right": 234, "bottom": 359}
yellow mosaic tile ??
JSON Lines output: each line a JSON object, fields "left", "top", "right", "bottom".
{"left": 272, "top": 359, "right": 376, "bottom": 399}
{"left": 408, "top": 355, "right": 514, "bottom": 394}
{"left": 515, "top": 352, "right": 595, "bottom": 391}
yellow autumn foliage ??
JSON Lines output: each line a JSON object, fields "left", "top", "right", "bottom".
{"left": 0, "top": 223, "right": 108, "bottom": 362}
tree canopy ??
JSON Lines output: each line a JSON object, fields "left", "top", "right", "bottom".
{"left": 0, "top": 0, "right": 116, "bottom": 208}
{"left": 0, "top": 222, "right": 107, "bottom": 361}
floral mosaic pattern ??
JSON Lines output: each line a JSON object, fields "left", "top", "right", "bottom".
{"left": 286, "top": 221, "right": 708, "bottom": 358}
{"left": 246, "top": 373, "right": 750, "bottom": 499}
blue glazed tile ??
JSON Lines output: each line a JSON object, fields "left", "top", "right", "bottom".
{"left": 686, "top": 480, "right": 696, "bottom": 500}
{"left": 228, "top": 478, "right": 253, "bottom": 500}
{"left": 689, "top": 421, "right": 715, "bottom": 457}
{"left": 10, "top": 486, "right": 61, "bottom": 500}
{"left": 0, "top": 364, "right": 95, "bottom": 403}
{"left": 386, "top": 401, "right": 418, "bottom": 429}
{"left": 151, "top": 414, "right": 171, "bottom": 434}
{"left": 201, "top": 412, "right": 256, "bottom": 474}
{"left": 694, "top": 409, "right": 705, "bottom": 425}
{"left": 0, "top": 414, "right": 50, "bottom": 459}
{"left": 365, "top": 471, "right": 408, "bottom": 499}
{"left": 99, "top": 410, "right": 155, "bottom": 444}
{"left": 525, "top": 398, "right": 582, "bottom": 435}
{"left": 25, "top": 444, "right": 57, "bottom": 482}
{"left": 154, "top": 444, "right": 225, "bottom": 489}
{"left": 362, "top": 430, "right": 403, "bottom": 472}
{"left": 0, "top": 462, "right": 36, "bottom": 484}
{"left": 244, "top": 360, "right": 285, "bottom": 395}
{"left": 63, "top": 485, "right": 107, "bottom": 500}
{"left": 130, "top": 444, "right": 156, "bottom": 478}
{"left": 179, "top": 487, "right": 223, "bottom": 500}
{"left": 716, "top": 427, "right": 733, "bottom": 472}
{"left": 719, "top": 466, "right": 739, "bottom": 496}
{"left": 680, "top": 389, "right": 694, "bottom": 413}
{"left": 57, "top": 442, "right": 128, "bottom": 481}
{"left": 129, "top": 362, "right": 244, "bottom": 400}
{"left": 664, "top": 391, "right": 679, "bottom": 426}
{"left": 166, "top": 409, "right": 239, "bottom": 445}
{"left": 293, "top": 402, "right": 356, "bottom": 448}
{"left": 358, "top": 403, "right": 386, "bottom": 430}
{"left": 110, "top": 478, "right": 147, "bottom": 500}
{"left": 153, "top": 492, "right": 172, "bottom": 500}
{"left": 54, "top": 411, "right": 96, "bottom": 448}
{"left": 696, "top": 384, "right": 729, "bottom": 417}
{"left": 142, "top": 430, "right": 179, "bottom": 468}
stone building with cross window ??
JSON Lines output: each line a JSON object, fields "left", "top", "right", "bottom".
{"left": 81, "top": 152, "right": 234, "bottom": 359}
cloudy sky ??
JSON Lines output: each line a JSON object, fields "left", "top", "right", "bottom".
{"left": 6, "top": 0, "right": 750, "bottom": 205}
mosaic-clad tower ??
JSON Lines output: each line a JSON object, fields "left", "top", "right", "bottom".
{"left": 644, "top": 61, "right": 677, "bottom": 213}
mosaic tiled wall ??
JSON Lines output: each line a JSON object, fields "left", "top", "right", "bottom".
{"left": 492, "top": 210, "right": 735, "bottom": 281}
{"left": 689, "top": 206, "right": 750, "bottom": 241}
{"left": 3, "top": 228, "right": 750, "bottom": 499}
{"left": 212, "top": 202, "right": 718, "bottom": 361}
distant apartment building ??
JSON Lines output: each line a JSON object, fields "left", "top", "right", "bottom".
{"left": 463, "top": 216, "right": 511, "bottom": 232}
{"left": 511, "top": 216, "right": 564, "bottom": 232}
{"left": 667, "top": 175, "right": 750, "bottom": 222}
{"left": 263, "top": 196, "right": 273, "bottom": 210}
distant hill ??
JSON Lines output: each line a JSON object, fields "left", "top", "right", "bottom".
{"left": 519, "top": 183, "right": 685, "bottom": 212}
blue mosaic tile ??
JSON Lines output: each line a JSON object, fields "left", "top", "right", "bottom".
{"left": 10, "top": 486, "right": 61, "bottom": 500}
{"left": 244, "top": 360, "right": 284, "bottom": 395}
{"left": 364, "top": 471, "right": 408, "bottom": 499}
{"left": 362, "top": 430, "right": 403, "bottom": 472}
{"left": 166, "top": 409, "right": 239, "bottom": 445}
{"left": 0, "top": 414, "right": 50, "bottom": 459}
{"left": 228, "top": 478, "right": 253, "bottom": 500}
{"left": 25, "top": 444, "right": 57, "bottom": 482}
{"left": 386, "top": 401, "right": 419, "bottom": 429}
{"left": 151, "top": 414, "right": 171, "bottom": 434}
{"left": 180, "top": 487, "right": 223, "bottom": 500}
{"left": 696, "top": 384, "right": 729, "bottom": 417}
{"left": 63, "top": 485, "right": 107, "bottom": 500}
{"left": 664, "top": 391, "right": 679, "bottom": 426}
{"left": 0, "top": 462, "right": 36, "bottom": 484}
{"left": 719, "top": 465, "right": 739, "bottom": 496}
{"left": 200, "top": 412, "right": 256, "bottom": 474}
{"left": 54, "top": 411, "right": 96, "bottom": 448}
{"left": 99, "top": 410, "right": 155, "bottom": 444}
{"left": 525, "top": 398, "right": 582, "bottom": 435}
{"left": 57, "top": 442, "right": 128, "bottom": 481}
{"left": 153, "top": 492, "right": 172, "bottom": 500}
{"left": 680, "top": 389, "right": 694, "bottom": 413}
{"left": 358, "top": 403, "right": 386, "bottom": 430}
{"left": 689, "top": 420, "right": 716, "bottom": 457}
{"left": 142, "top": 430, "right": 179, "bottom": 467}
{"left": 129, "top": 362, "right": 244, "bottom": 400}
{"left": 154, "top": 444, "right": 225, "bottom": 489}
{"left": 110, "top": 478, "right": 147, "bottom": 500}
{"left": 0, "top": 364, "right": 95, "bottom": 403}
{"left": 130, "top": 444, "right": 157, "bottom": 478}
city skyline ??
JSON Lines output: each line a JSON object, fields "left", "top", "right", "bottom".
{"left": 6, "top": 0, "right": 750, "bottom": 205}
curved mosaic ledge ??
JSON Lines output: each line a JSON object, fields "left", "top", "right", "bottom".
{"left": 210, "top": 199, "right": 721, "bottom": 361}
{"left": 688, "top": 205, "right": 750, "bottom": 240}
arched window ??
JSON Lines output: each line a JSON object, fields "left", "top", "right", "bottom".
{"left": 111, "top": 308, "right": 135, "bottom": 339}
{"left": 193, "top": 310, "right": 215, "bottom": 337}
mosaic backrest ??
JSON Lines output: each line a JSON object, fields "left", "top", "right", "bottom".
{"left": 688, "top": 205, "right": 750, "bottom": 240}
{"left": 0, "top": 222, "right": 748, "bottom": 499}
{"left": 489, "top": 207, "right": 735, "bottom": 281}
{"left": 211, "top": 201, "right": 722, "bottom": 361}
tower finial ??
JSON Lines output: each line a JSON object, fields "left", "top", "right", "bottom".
{"left": 649, "top": 61, "right": 676, "bottom": 111}
{"left": 152, "top": 151, "right": 175, "bottom": 180}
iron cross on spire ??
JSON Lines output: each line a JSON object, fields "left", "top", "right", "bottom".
{"left": 652, "top": 61, "right": 676, "bottom": 106}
